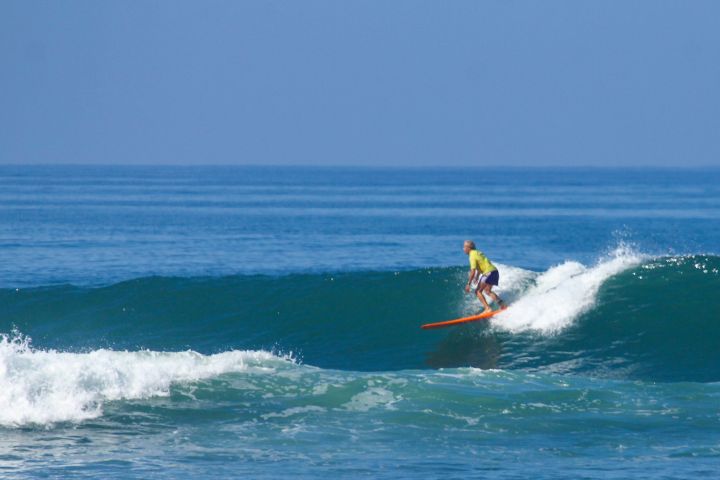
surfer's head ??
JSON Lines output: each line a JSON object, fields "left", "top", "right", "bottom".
{"left": 463, "top": 240, "right": 475, "bottom": 254}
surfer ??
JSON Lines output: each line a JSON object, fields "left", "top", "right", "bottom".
{"left": 463, "top": 240, "right": 506, "bottom": 313}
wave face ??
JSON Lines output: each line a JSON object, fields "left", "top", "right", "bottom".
{"left": 3, "top": 253, "right": 718, "bottom": 385}
{"left": 496, "top": 255, "right": 720, "bottom": 382}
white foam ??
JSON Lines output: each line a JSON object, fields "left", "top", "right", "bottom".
{"left": 0, "top": 332, "right": 294, "bottom": 427}
{"left": 475, "top": 247, "right": 645, "bottom": 334}
{"left": 342, "top": 387, "right": 399, "bottom": 412}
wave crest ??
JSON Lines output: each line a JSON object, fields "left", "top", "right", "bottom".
{"left": 492, "top": 246, "right": 646, "bottom": 333}
{"left": 0, "top": 332, "right": 293, "bottom": 427}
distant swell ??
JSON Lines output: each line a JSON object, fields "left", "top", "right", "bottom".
{"left": 2, "top": 252, "right": 719, "bottom": 383}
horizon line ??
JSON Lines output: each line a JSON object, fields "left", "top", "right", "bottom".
{"left": 1, "top": 163, "right": 719, "bottom": 170}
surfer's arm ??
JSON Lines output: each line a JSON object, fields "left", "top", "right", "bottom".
{"left": 465, "top": 269, "right": 479, "bottom": 292}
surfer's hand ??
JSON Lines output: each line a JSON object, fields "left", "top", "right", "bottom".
{"left": 464, "top": 285, "right": 470, "bottom": 293}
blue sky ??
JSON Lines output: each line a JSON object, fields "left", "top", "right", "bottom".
{"left": 2, "top": 1, "right": 719, "bottom": 167}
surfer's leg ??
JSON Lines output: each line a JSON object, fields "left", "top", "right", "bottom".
{"left": 483, "top": 284, "right": 506, "bottom": 308}
{"left": 475, "top": 286, "right": 491, "bottom": 312}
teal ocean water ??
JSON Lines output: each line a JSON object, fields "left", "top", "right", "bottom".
{"left": 1, "top": 166, "right": 719, "bottom": 478}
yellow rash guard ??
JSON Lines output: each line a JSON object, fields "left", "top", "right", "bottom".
{"left": 469, "top": 249, "right": 497, "bottom": 274}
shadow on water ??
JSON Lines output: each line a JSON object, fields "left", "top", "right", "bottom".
{"left": 424, "top": 323, "right": 502, "bottom": 369}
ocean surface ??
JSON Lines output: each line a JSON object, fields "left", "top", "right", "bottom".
{"left": 1, "top": 165, "right": 719, "bottom": 479}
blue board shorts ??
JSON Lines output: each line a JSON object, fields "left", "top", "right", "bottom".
{"left": 478, "top": 270, "right": 499, "bottom": 287}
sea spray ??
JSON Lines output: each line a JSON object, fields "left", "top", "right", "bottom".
{"left": 494, "top": 246, "right": 647, "bottom": 333}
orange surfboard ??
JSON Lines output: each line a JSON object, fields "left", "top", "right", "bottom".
{"left": 421, "top": 306, "right": 508, "bottom": 330}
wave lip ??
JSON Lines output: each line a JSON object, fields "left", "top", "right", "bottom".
{"left": 0, "top": 332, "right": 294, "bottom": 427}
{"left": 493, "top": 246, "right": 646, "bottom": 333}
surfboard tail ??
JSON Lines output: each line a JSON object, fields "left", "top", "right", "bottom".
{"left": 421, "top": 306, "right": 508, "bottom": 330}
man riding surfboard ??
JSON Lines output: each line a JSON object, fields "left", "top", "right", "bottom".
{"left": 463, "top": 240, "right": 506, "bottom": 313}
